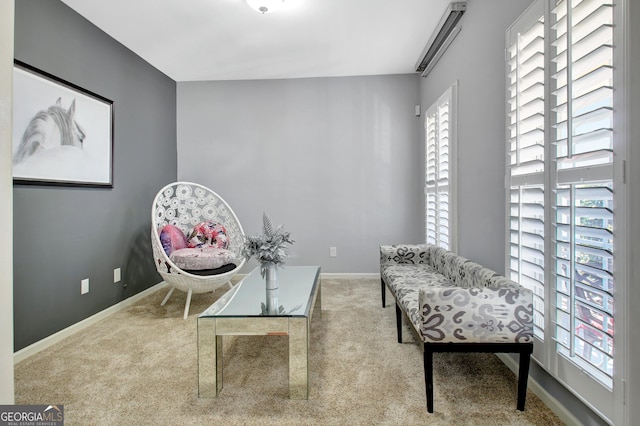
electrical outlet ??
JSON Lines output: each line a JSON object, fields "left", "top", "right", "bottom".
{"left": 81, "top": 278, "right": 89, "bottom": 295}
{"left": 330, "top": 247, "right": 337, "bottom": 257}
{"left": 114, "top": 268, "right": 121, "bottom": 283}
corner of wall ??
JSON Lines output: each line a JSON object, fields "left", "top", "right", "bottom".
{"left": 0, "top": 0, "right": 15, "bottom": 405}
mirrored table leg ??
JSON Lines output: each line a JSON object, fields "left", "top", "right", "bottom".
{"left": 288, "top": 317, "right": 309, "bottom": 399}
{"left": 198, "top": 317, "right": 222, "bottom": 397}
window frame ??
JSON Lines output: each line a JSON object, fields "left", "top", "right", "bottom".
{"left": 424, "top": 82, "right": 458, "bottom": 251}
{"left": 504, "top": 1, "right": 627, "bottom": 423}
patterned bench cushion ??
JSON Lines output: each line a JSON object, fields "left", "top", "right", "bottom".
{"left": 380, "top": 244, "right": 429, "bottom": 268}
{"left": 419, "top": 286, "right": 533, "bottom": 343}
{"left": 383, "top": 264, "right": 456, "bottom": 327}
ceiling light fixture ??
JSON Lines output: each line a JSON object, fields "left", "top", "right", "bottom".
{"left": 246, "top": 0, "right": 285, "bottom": 14}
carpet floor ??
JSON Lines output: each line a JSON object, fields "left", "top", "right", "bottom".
{"left": 15, "top": 277, "right": 564, "bottom": 425}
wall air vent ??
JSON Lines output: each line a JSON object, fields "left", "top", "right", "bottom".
{"left": 415, "top": 1, "right": 467, "bottom": 77}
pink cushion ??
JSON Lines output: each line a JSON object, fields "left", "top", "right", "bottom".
{"left": 159, "top": 224, "right": 188, "bottom": 255}
{"left": 187, "top": 221, "right": 229, "bottom": 249}
{"left": 169, "top": 247, "right": 236, "bottom": 270}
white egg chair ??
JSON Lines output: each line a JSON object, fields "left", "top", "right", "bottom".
{"left": 151, "top": 182, "right": 245, "bottom": 319}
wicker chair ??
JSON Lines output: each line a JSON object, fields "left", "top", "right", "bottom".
{"left": 151, "top": 182, "right": 245, "bottom": 319}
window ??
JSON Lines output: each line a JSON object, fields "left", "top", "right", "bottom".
{"left": 551, "top": 0, "right": 615, "bottom": 398}
{"left": 506, "top": 3, "right": 546, "bottom": 343}
{"left": 506, "top": 0, "right": 621, "bottom": 422}
{"left": 425, "top": 84, "right": 457, "bottom": 250}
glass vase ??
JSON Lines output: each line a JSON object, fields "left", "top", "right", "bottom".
{"left": 264, "top": 262, "right": 278, "bottom": 290}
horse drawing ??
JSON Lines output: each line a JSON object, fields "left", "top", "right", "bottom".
{"left": 13, "top": 97, "right": 86, "bottom": 165}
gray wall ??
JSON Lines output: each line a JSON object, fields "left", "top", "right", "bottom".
{"left": 177, "top": 75, "right": 423, "bottom": 274}
{"left": 13, "top": 0, "right": 177, "bottom": 351}
{"left": 418, "top": 1, "right": 606, "bottom": 424}
{"left": 419, "top": 0, "right": 532, "bottom": 273}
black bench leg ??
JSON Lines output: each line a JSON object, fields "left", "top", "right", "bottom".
{"left": 517, "top": 349, "right": 532, "bottom": 411}
{"left": 395, "top": 303, "right": 403, "bottom": 343}
{"left": 381, "top": 278, "right": 386, "bottom": 308}
{"left": 424, "top": 344, "right": 434, "bottom": 413}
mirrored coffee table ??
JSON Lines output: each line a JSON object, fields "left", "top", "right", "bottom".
{"left": 197, "top": 266, "right": 321, "bottom": 399}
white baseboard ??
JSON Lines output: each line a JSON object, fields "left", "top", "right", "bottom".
{"left": 496, "top": 353, "right": 581, "bottom": 426}
{"left": 13, "top": 282, "right": 167, "bottom": 363}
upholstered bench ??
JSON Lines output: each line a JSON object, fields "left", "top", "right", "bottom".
{"left": 380, "top": 243, "right": 534, "bottom": 413}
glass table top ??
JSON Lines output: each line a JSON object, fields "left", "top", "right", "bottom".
{"left": 199, "top": 266, "right": 320, "bottom": 318}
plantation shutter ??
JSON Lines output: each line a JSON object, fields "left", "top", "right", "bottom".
{"left": 507, "top": 0, "right": 620, "bottom": 420}
{"left": 425, "top": 109, "right": 438, "bottom": 246}
{"left": 506, "top": 2, "right": 546, "bottom": 343}
{"left": 551, "top": 0, "right": 614, "bottom": 390}
{"left": 425, "top": 84, "right": 456, "bottom": 250}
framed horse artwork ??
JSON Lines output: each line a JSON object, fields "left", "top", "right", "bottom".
{"left": 12, "top": 60, "right": 114, "bottom": 187}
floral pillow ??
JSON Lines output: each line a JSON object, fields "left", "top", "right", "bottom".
{"left": 159, "top": 224, "right": 188, "bottom": 256}
{"left": 187, "top": 221, "right": 229, "bottom": 249}
{"left": 170, "top": 247, "right": 236, "bottom": 271}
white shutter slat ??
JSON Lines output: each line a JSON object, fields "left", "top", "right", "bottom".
{"left": 557, "top": 150, "right": 613, "bottom": 170}
{"left": 572, "top": 106, "right": 613, "bottom": 138}
{"left": 573, "top": 24, "right": 612, "bottom": 53}
{"left": 572, "top": 5, "right": 613, "bottom": 42}
{"left": 572, "top": 86, "right": 612, "bottom": 117}
{"left": 572, "top": 65, "right": 613, "bottom": 98}
{"left": 519, "top": 82, "right": 545, "bottom": 105}
{"left": 521, "top": 50, "right": 545, "bottom": 76}
{"left": 572, "top": 45, "right": 613, "bottom": 80}
{"left": 572, "top": 0, "right": 613, "bottom": 25}
{"left": 519, "top": 97, "right": 544, "bottom": 121}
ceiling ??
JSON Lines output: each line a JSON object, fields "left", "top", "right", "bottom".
{"left": 59, "top": 0, "right": 451, "bottom": 82}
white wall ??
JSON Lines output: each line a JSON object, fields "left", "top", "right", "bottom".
{"left": 177, "top": 75, "right": 423, "bottom": 273}
{"left": 0, "top": 0, "right": 15, "bottom": 404}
